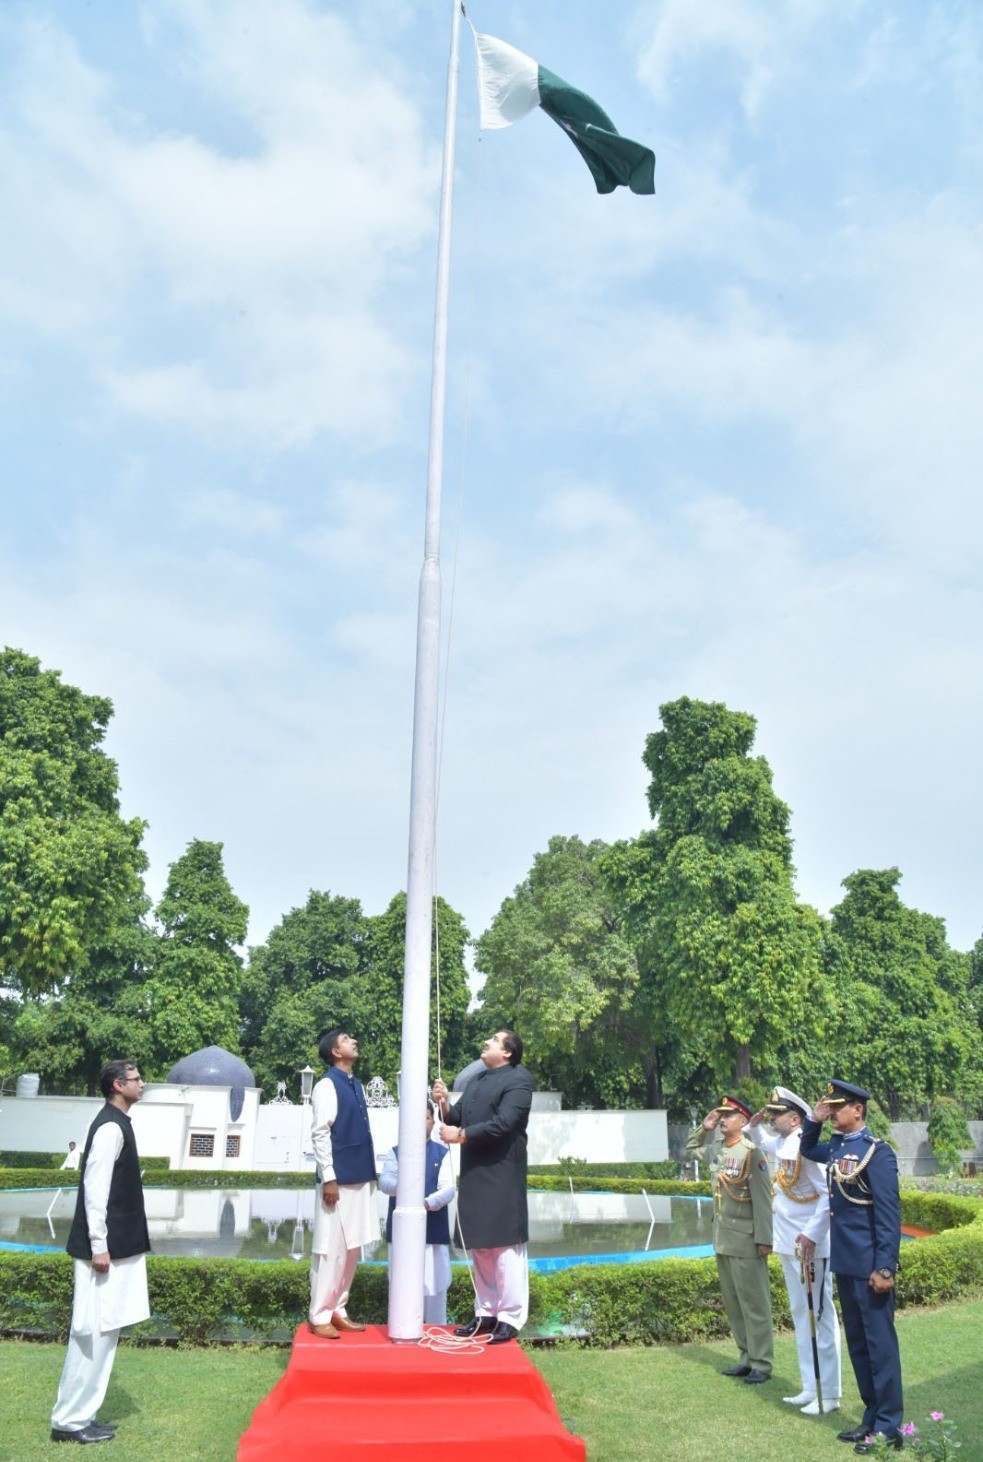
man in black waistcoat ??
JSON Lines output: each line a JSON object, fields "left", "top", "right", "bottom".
{"left": 433, "top": 1030, "right": 534, "bottom": 1344}
{"left": 51, "top": 1059, "right": 151, "bottom": 1445}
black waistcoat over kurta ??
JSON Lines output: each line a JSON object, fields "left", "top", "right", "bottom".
{"left": 66, "top": 1104, "right": 151, "bottom": 1261}
{"left": 446, "top": 1063, "right": 535, "bottom": 1251}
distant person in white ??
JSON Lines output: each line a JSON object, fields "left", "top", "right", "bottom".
{"left": 379, "top": 1107, "right": 455, "bottom": 1325}
{"left": 60, "top": 1141, "right": 82, "bottom": 1171}
{"left": 51, "top": 1060, "right": 151, "bottom": 1446}
{"left": 747, "top": 1086, "right": 842, "bottom": 1414}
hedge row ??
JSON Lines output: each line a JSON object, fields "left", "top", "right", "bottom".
{"left": 528, "top": 1162, "right": 681, "bottom": 1180}
{"left": 0, "top": 1153, "right": 171, "bottom": 1172}
{"left": 2, "top": 1190, "right": 979, "bottom": 1348}
{"left": 0, "top": 1165, "right": 300, "bottom": 1192}
{"left": 530, "top": 1175, "right": 711, "bottom": 1197}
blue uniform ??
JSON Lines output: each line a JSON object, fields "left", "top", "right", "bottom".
{"left": 800, "top": 1119, "right": 903, "bottom": 1440}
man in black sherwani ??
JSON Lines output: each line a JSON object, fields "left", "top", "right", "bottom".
{"left": 432, "top": 1030, "right": 534, "bottom": 1343}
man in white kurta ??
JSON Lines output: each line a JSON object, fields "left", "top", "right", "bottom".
{"left": 51, "top": 1061, "right": 151, "bottom": 1444}
{"left": 308, "top": 1030, "right": 379, "bottom": 1338}
{"left": 747, "top": 1086, "right": 842, "bottom": 1414}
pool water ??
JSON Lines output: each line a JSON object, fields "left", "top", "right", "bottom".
{"left": 0, "top": 1186, "right": 714, "bottom": 1266}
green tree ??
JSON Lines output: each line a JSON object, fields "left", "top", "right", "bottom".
{"left": 475, "top": 836, "right": 645, "bottom": 1107}
{"left": 6, "top": 894, "right": 158, "bottom": 1094}
{"left": 607, "top": 697, "right": 831, "bottom": 1096}
{"left": 147, "top": 839, "right": 248, "bottom": 1071}
{"left": 240, "top": 890, "right": 470, "bottom": 1099}
{"left": 927, "top": 1097, "right": 972, "bottom": 1175}
{"left": 829, "top": 868, "right": 976, "bottom": 1117}
{"left": 240, "top": 890, "right": 369, "bottom": 1097}
{"left": 0, "top": 648, "right": 148, "bottom": 996}
{"left": 360, "top": 893, "right": 471, "bottom": 1093}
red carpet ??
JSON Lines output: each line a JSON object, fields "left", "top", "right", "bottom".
{"left": 237, "top": 1325, "right": 586, "bottom": 1461}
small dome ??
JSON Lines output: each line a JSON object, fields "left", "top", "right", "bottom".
{"left": 166, "top": 1046, "right": 255, "bottom": 1088}
{"left": 166, "top": 1045, "right": 255, "bottom": 1122}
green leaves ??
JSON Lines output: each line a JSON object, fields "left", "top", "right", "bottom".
{"left": 0, "top": 648, "right": 148, "bottom": 997}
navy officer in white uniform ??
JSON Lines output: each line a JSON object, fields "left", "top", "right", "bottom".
{"left": 747, "top": 1086, "right": 841, "bottom": 1415}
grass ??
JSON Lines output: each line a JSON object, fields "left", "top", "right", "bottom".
{"left": 1, "top": 1300, "right": 981, "bottom": 1462}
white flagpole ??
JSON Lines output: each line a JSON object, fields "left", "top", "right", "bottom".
{"left": 388, "top": 0, "right": 462, "bottom": 1342}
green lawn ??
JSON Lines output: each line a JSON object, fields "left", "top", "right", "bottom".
{"left": 2, "top": 1301, "right": 980, "bottom": 1462}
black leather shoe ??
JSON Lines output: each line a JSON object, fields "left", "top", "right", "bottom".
{"left": 453, "top": 1316, "right": 495, "bottom": 1338}
{"left": 722, "top": 1364, "right": 752, "bottom": 1377}
{"left": 86, "top": 1427, "right": 117, "bottom": 1439}
{"left": 50, "top": 1428, "right": 115, "bottom": 1444}
{"left": 743, "top": 1370, "right": 770, "bottom": 1385}
{"left": 488, "top": 1321, "right": 518, "bottom": 1344}
{"left": 837, "top": 1426, "right": 870, "bottom": 1443}
{"left": 854, "top": 1439, "right": 902, "bottom": 1455}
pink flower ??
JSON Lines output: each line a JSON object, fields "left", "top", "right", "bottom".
{"left": 930, "top": 1412, "right": 945, "bottom": 1422}
{"left": 901, "top": 1423, "right": 916, "bottom": 1437}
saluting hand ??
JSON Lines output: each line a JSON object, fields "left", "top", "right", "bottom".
{"left": 702, "top": 1111, "right": 720, "bottom": 1131}
{"left": 812, "top": 1099, "right": 833, "bottom": 1123}
{"left": 747, "top": 1108, "right": 766, "bottom": 1127}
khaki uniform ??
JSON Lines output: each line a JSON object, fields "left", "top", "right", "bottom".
{"left": 687, "top": 1125, "right": 774, "bottom": 1374}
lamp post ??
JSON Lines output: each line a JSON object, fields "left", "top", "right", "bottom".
{"left": 299, "top": 1066, "right": 314, "bottom": 1104}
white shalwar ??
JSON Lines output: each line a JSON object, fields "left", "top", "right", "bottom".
{"left": 472, "top": 1245, "right": 529, "bottom": 1331}
{"left": 379, "top": 1146, "right": 455, "bottom": 1325}
{"left": 748, "top": 1124, "right": 841, "bottom": 1401}
{"left": 308, "top": 1074, "right": 379, "bottom": 1326}
{"left": 51, "top": 1123, "right": 150, "bottom": 1433}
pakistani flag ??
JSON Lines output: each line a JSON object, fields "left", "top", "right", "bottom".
{"left": 473, "top": 33, "right": 655, "bottom": 196}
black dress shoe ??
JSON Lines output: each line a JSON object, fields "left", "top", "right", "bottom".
{"left": 50, "top": 1427, "right": 115, "bottom": 1444}
{"left": 743, "top": 1370, "right": 770, "bottom": 1385}
{"left": 453, "top": 1316, "right": 495, "bottom": 1338}
{"left": 86, "top": 1426, "right": 117, "bottom": 1439}
{"left": 722, "top": 1364, "right": 752, "bottom": 1377}
{"left": 854, "top": 1439, "right": 902, "bottom": 1455}
{"left": 837, "top": 1425, "right": 871, "bottom": 1443}
{"left": 488, "top": 1321, "right": 519, "bottom": 1344}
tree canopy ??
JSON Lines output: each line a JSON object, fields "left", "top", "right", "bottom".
{"left": 147, "top": 839, "right": 249, "bottom": 1067}
{"left": 0, "top": 647, "right": 148, "bottom": 997}
{"left": 475, "top": 836, "right": 644, "bottom": 1107}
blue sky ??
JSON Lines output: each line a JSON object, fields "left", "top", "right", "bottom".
{"left": 2, "top": 0, "right": 981, "bottom": 961}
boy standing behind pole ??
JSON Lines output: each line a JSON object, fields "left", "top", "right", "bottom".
{"left": 380, "top": 1106, "right": 455, "bottom": 1324}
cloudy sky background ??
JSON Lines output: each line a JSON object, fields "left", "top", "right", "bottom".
{"left": 2, "top": 0, "right": 981, "bottom": 963}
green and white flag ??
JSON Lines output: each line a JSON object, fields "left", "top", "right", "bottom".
{"left": 473, "top": 32, "right": 655, "bottom": 196}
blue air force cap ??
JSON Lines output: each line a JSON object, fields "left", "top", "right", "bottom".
{"left": 824, "top": 1079, "right": 870, "bottom": 1107}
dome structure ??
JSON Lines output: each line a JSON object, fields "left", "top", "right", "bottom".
{"left": 166, "top": 1045, "right": 256, "bottom": 1122}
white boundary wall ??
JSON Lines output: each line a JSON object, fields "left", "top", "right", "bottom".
{"left": 2, "top": 1091, "right": 667, "bottom": 1172}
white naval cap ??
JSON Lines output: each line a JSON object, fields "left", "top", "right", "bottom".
{"left": 764, "top": 1085, "right": 810, "bottom": 1119}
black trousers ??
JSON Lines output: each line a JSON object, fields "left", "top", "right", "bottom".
{"left": 836, "top": 1273, "right": 903, "bottom": 1438}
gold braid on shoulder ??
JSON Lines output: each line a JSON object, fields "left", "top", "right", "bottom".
{"left": 715, "top": 1146, "right": 753, "bottom": 1204}
{"left": 774, "top": 1153, "right": 820, "bottom": 1203}
{"left": 829, "top": 1140, "right": 877, "bottom": 1207}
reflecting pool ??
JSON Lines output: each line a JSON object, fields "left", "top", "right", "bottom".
{"left": 0, "top": 1186, "right": 715, "bottom": 1268}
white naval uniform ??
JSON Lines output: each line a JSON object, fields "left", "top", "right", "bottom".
{"left": 51, "top": 1122, "right": 150, "bottom": 1433}
{"left": 379, "top": 1146, "right": 455, "bottom": 1324}
{"left": 308, "top": 1074, "right": 379, "bottom": 1326}
{"left": 748, "top": 1124, "right": 841, "bottom": 1401}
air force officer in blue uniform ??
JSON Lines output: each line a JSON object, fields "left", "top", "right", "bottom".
{"left": 800, "top": 1080, "right": 903, "bottom": 1454}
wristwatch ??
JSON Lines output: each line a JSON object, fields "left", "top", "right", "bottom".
{"left": 876, "top": 1268, "right": 895, "bottom": 1279}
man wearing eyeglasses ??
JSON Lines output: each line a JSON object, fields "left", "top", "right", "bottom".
{"left": 51, "top": 1060, "right": 151, "bottom": 1445}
